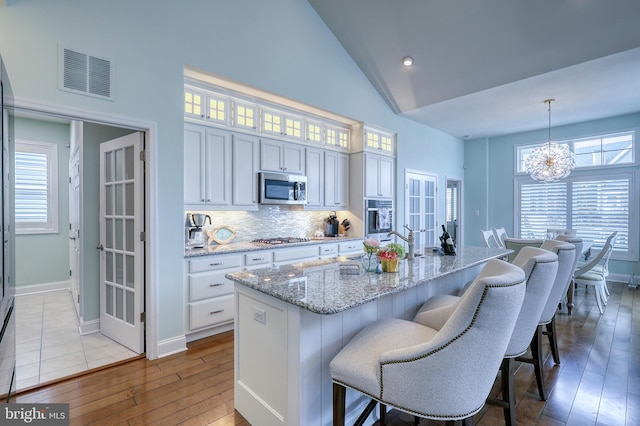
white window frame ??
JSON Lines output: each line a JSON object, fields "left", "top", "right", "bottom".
{"left": 515, "top": 170, "right": 638, "bottom": 262}
{"left": 15, "top": 140, "right": 59, "bottom": 234}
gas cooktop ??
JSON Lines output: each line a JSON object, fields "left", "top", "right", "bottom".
{"left": 252, "top": 237, "right": 310, "bottom": 245}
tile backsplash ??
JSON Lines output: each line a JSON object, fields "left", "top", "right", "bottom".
{"left": 185, "top": 206, "right": 353, "bottom": 244}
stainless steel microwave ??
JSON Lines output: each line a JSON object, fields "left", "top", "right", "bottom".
{"left": 259, "top": 172, "right": 307, "bottom": 205}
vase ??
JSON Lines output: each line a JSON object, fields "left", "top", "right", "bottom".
{"left": 361, "top": 254, "right": 378, "bottom": 272}
{"left": 381, "top": 258, "right": 399, "bottom": 273}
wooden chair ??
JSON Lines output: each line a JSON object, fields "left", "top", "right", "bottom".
{"left": 492, "top": 227, "right": 507, "bottom": 247}
{"left": 481, "top": 229, "right": 499, "bottom": 248}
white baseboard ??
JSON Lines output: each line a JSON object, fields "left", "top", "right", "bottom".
{"left": 158, "top": 335, "right": 188, "bottom": 358}
{"left": 78, "top": 319, "right": 100, "bottom": 335}
{"left": 185, "top": 322, "right": 234, "bottom": 343}
{"left": 14, "top": 281, "right": 70, "bottom": 296}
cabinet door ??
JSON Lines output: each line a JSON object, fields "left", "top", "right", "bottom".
{"left": 305, "top": 147, "right": 324, "bottom": 206}
{"left": 324, "top": 151, "right": 348, "bottom": 207}
{"left": 378, "top": 156, "right": 394, "bottom": 198}
{"left": 282, "top": 143, "right": 304, "bottom": 174}
{"left": 233, "top": 134, "right": 259, "bottom": 206}
{"left": 364, "top": 153, "right": 381, "bottom": 198}
{"left": 260, "top": 139, "right": 283, "bottom": 172}
{"left": 205, "top": 128, "right": 231, "bottom": 206}
{"left": 184, "top": 124, "right": 206, "bottom": 204}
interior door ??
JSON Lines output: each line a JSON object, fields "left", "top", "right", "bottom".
{"left": 405, "top": 170, "right": 437, "bottom": 252}
{"left": 69, "top": 144, "right": 81, "bottom": 318}
{"left": 99, "top": 132, "right": 144, "bottom": 353}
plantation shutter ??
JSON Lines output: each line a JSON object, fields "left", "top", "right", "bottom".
{"left": 519, "top": 182, "right": 567, "bottom": 239}
{"left": 15, "top": 151, "right": 49, "bottom": 223}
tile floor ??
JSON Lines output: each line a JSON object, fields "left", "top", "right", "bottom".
{"left": 14, "top": 289, "right": 138, "bottom": 390}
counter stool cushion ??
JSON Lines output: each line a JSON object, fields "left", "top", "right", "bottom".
{"left": 331, "top": 258, "right": 526, "bottom": 423}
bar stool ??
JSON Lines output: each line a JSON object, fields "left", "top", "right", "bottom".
{"left": 330, "top": 258, "right": 527, "bottom": 425}
{"left": 414, "top": 246, "right": 559, "bottom": 426}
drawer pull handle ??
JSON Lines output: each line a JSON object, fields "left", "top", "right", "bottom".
{"left": 210, "top": 262, "right": 224, "bottom": 266}
{"left": 210, "top": 309, "right": 224, "bottom": 315}
{"left": 210, "top": 283, "right": 224, "bottom": 287}
{"left": 252, "top": 257, "right": 264, "bottom": 261}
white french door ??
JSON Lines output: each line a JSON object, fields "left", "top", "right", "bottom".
{"left": 99, "top": 132, "right": 145, "bottom": 353}
{"left": 69, "top": 144, "right": 81, "bottom": 319}
{"left": 405, "top": 170, "right": 438, "bottom": 252}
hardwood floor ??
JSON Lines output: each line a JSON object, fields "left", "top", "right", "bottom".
{"left": 11, "top": 282, "right": 639, "bottom": 426}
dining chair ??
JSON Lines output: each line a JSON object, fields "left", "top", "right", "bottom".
{"left": 330, "top": 258, "right": 527, "bottom": 425}
{"left": 574, "top": 231, "right": 617, "bottom": 314}
{"left": 481, "top": 229, "right": 500, "bottom": 248}
{"left": 414, "top": 247, "right": 559, "bottom": 426}
{"left": 492, "top": 227, "right": 507, "bottom": 248}
{"left": 503, "top": 237, "right": 544, "bottom": 262}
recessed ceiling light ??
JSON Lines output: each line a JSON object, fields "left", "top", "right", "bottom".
{"left": 403, "top": 56, "right": 413, "bottom": 67}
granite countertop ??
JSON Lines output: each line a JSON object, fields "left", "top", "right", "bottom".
{"left": 184, "top": 236, "right": 362, "bottom": 258}
{"left": 226, "top": 246, "right": 511, "bottom": 314}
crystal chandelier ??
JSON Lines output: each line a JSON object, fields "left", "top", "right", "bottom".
{"left": 525, "top": 99, "right": 575, "bottom": 183}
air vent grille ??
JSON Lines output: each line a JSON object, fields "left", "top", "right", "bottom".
{"left": 59, "top": 46, "right": 114, "bottom": 101}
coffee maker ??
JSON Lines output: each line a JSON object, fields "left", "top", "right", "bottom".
{"left": 187, "top": 213, "right": 211, "bottom": 248}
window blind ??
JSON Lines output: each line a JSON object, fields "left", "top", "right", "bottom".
{"left": 15, "top": 151, "right": 49, "bottom": 223}
{"left": 519, "top": 182, "right": 567, "bottom": 239}
{"left": 572, "top": 177, "right": 629, "bottom": 251}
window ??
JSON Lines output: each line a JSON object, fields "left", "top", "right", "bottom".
{"left": 516, "top": 172, "right": 636, "bottom": 260}
{"left": 517, "top": 131, "right": 634, "bottom": 173}
{"left": 15, "top": 140, "right": 58, "bottom": 234}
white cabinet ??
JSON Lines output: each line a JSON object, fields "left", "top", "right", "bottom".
{"left": 186, "top": 254, "right": 243, "bottom": 332}
{"left": 305, "top": 147, "right": 324, "bottom": 207}
{"left": 324, "top": 151, "right": 349, "bottom": 207}
{"left": 261, "top": 107, "right": 304, "bottom": 141}
{"left": 272, "top": 246, "right": 319, "bottom": 266}
{"left": 338, "top": 241, "right": 362, "bottom": 256}
{"left": 231, "top": 99, "right": 258, "bottom": 132}
{"left": 318, "top": 244, "right": 338, "bottom": 258}
{"left": 365, "top": 153, "right": 394, "bottom": 198}
{"left": 184, "top": 86, "right": 230, "bottom": 127}
{"left": 232, "top": 133, "right": 259, "bottom": 207}
{"left": 184, "top": 124, "right": 231, "bottom": 207}
{"left": 324, "top": 124, "right": 350, "bottom": 151}
{"left": 260, "top": 139, "right": 305, "bottom": 174}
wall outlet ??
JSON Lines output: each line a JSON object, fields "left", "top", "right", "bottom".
{"left": 253, "top": 307, "right": 266, "bottom": 324}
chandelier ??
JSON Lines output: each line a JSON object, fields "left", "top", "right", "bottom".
{"left": 525, "top": 99, "right": 575, "bottom": 183}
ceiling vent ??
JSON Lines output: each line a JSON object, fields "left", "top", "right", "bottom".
{"left": 59, "top": 46, "right": 114, "bottom": 101}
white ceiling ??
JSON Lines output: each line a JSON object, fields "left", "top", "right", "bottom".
{"left": 308, "top": 0, "right": 640, "bottom": 139}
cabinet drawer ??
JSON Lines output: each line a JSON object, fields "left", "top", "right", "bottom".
{"left": 273, "top": 246, "right": 318, "bottom": 263}
{"left": 339, "top": 241, "right": 362, "bottom": 253}
{"left": 189, "top": 272, "right": 234, "bottom": 301}
{"left": 245, "top": 252, "right": 272, "bottom": 266}
{"left": 189, "top": 255, "right": 242, "bottom": 273}
{"left": 189, "top": 294, "right": 234, "bottom": 330}
{"left": 319, "top": 244, "right": 338, "bottom": 256}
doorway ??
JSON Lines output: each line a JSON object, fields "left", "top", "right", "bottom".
{"left": 12, "top": 109, "right": 149, "bottom": 389}
{"left": 405, "top": 169, "right": 438, "bottom": 252}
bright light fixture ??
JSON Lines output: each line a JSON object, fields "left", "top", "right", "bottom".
{"left": 403, "top": 56, "right": 413, "bottom": 66}
{"left": 525, "top": 99, "right": 576, "bottom": 183}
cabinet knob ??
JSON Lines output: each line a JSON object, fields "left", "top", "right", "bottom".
{"left": 209, "top": 309, "right": 224, "bottom": 315}
{"left": 209, "top": 283, "right": 224, "bottom": 287}
{"left": 210, "top": 262, "right": 224, "bottom": 266}
{"left": 252, "top": 257, "right": 264, "bottom": 261}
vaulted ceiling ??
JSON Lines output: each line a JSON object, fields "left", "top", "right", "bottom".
{"left": 308, "top": 0, "right": 640, "bottom": 139}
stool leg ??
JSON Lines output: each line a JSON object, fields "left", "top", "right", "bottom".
{"left": 500, "top": 357, "right": 516, "bottom": 426}
{"left": 333, "top": 383, "right": 346, "bottom": 426}
{"left": 531, "top": 325, "right": 547, "bottom": 400}
{"left": 545, "top": 317, "right": 560, "bottom": 365}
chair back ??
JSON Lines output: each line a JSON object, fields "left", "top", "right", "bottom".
{"left": 547, "top": 228, "right": 576, "bottom": 238}
{"left": 555, "top": 235, "right": 584, "bottom": 277}
{"left": 574, "top": 231, "right": 617, "bottom": 278}
{"left": 493, "top": 227, "right": 507, "bottom": 247}
{"left": 380, "top": 258, "right": 527, "bottom": 417}
{"left": 481, "top": 229, "right": 499, "bottom": 248}
{"left": 539, "top": 240, "right": 577, "bottom": 324}
{"left": 503, "top": 237, "right": 544, "bottom": 262}
{"left": 504, "top": 246, "right": 558, "bottom": 357}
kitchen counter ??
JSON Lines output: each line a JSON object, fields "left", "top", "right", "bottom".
{"left": 229, "top": 246, "right": 511, "bottom": 426}
{"left": 226, "top": 246, "right": 510, "bottom": 314}
{"left": 184, "top": 236, "right": 362, "bottom": 258}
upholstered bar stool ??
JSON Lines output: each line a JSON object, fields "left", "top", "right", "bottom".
{"left": 520, "top": 239, "right": 576, "bottom": 400}
{"left": 414, "top": 246, "right": 558, "bottom": 426}
{"left": 503, "top": 237, "right": 543, "bottom": 262}
{"left": 555, "top": 235, "right": 584, "bottom": 315}
{"left": 330, "top": 259, "right": 527, "bottom": 426}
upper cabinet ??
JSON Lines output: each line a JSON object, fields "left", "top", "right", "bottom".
{"left": 260, "top": 139, "right": 305, "bottom": 174}
{"left": 350, "top": 123, "right": 396, "bottom": 157}
{"left": 231, "top": 100, "right": 258, "bottom": 132}
{"left": 364, "top": 153, "right": 394, "bottom": 198}
{"left": 185, "top": 87, "right": 229, "bottom": 127}
{"left": 261, "top": 108, "right": 304, "bottom": 141}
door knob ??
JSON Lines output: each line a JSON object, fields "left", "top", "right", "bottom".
{"left": 96, "top": 244, "right": 104, "bottom": 251}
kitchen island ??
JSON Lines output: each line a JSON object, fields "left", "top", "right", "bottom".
{"left": 227, "top": 246, "right": 510, "bottom": 426}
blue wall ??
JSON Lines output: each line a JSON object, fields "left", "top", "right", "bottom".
{"left": 464, "top": 112, "right": 640, "bottom": 277}
{"left": 0, "top": 0, "right": 465, "bottom": 345}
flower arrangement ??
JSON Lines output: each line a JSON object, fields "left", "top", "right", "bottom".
{"left": 376, "top": 242, "right": 404, "bottom": 272}
{"left": 362, "top": 238, "right": 380, "bottom": 271}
